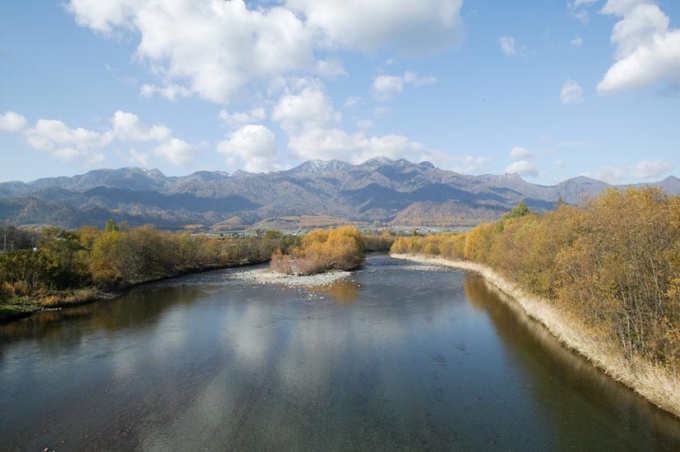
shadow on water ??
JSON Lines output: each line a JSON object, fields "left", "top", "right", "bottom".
{"left": 2, "top": 257, "right": 680, "bottom": 451}
{"left": 464, "top": 273, "right": 680, "bottom": 449}
{"left": 0, "top": 284, "right": 208, "bottom": 349}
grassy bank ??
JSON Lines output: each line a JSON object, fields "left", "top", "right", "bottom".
{"left": 392, "top": 253, "right": 680, "bottom": 419}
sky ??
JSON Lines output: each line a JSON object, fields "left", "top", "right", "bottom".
{"left": 1, "top": 0, "right": 679, "bottom": 185}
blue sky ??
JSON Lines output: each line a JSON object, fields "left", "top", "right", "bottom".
{"left": 1, "top": 0, "right": 679, "bottom": 185}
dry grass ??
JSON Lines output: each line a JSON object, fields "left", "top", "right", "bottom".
{"left": 392, "top": 253, "right": 680, "bottom": 419}
{"left": 38, "top": 288, "right": 99, "bottom": 307}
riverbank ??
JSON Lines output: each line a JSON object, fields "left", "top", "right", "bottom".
{"left": 391, "top": 253, "right": 680, "bottom": 420}
{"left": 0, "top": 262, "right": 351, "bottom": 325}
{"left": 0, "top": 262, "right": 261, "bottom": 325}
{"left": 0, "top": 288, "right": 115, "bottom": 325}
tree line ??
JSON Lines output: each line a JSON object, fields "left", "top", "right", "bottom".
{"left": 0, "top": 222, "right": 394, "bottom": 315}
{"left": 0, "top": 224, "right": 299, "bottom": 305}
{"left": 391, "top": 188, "right": 680, "bottom": 372}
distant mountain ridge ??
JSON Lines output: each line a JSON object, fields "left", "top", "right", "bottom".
{"left": 1, "top": 158, "right": 678, "bottom": 230}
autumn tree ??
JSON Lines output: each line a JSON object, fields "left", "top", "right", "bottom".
{"left": 270, "top": 225, "right": 365, "bottom": 275}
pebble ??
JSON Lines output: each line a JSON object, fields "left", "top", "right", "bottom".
{"left": 230, "top": 268, "right": 351, "bottom": 288}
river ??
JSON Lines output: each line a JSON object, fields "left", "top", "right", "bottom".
{"left": 1, "top": 255, "right": 679, "bottom": 451}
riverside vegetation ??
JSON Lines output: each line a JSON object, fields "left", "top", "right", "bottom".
{"left": 390, "top": 187, "right": 680, "bottom": 418}
{"left": 0, "top": 223, "right": 391, "bottom": 322}
{"left": 0, "top": 223, "right": 300, "bottom": 321}
{"left": 269, "top": 225, "right": 366, "bottom": 275}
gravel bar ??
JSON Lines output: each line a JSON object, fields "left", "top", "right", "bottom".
{"left": 230, "top": 268, "right": 352, "bottom": 287}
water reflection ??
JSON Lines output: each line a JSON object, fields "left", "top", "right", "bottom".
{"left": 0, "top": 285, "right": 208, "bottom": 348}
{"left": 464, "top": 273, "right": 680, "bottom": 449}
{"left": 311, "top": 279, "right": 360, "bottom": 302}
{"left": 1, "top": 258, "right": 680, "bottom": 451}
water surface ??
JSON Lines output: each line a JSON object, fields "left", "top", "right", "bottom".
{"left": 1, "top": 255, "right": 679, "bottom": 450}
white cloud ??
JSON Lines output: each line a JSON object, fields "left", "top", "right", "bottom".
{"left": 598, "top": 0, "right": 680, "bottom": 94}
{"left": 314, "top": 57, "right": 346, "bottom": 78}
{"left": 596, "top": 160, "right": 674, "bottom": 181}
{"left": 154, "top": 138, "right": 197, "bottom": 167}
{"left": 569, "top": 0, "right": 599, "bottom": 8}
{"left": 0, "top": 111, "right": 28, "bottom": 132}
{"left": 509, "top": 146, "right": 534, "bottom": 160}
{"left": 560, "top": 79, "right": 584, "bottom": 104}
{"left": 3, "top": 109, "right": 196, "bottom": 167}
{"left": 452, "top": 156, "right": 491, "bottom": 174}
{"left": 356, "top": 119, "right": 374, "bottom": 131}
{"left": 140, "top": 84, "right": 192, "bottom": 101}
{"left": 23, "top": 119, "right": 113, "bottom": 160}
{"left": 372, "top": 71, "right": 437, "bottom": 100}
{"left": 568, "top": 0, "right": 599, "bottom": 22}
{"left": 67, "top": 0, "right": 464, "bottom": 103}
{"left": 112, "top": 111, "right": 171, "bottom": 142}
{"left": 68, "top": 0, "right": 315, "bottom": 103}
{"left": 505, "top": 160, "right": 540, "bottom": 177}
{"left": 125, "top": 149, "right": 152, "bottom": 167}
{"left": 571, "top": 36, "right": 583, "bottom": 48}
{"left": 218, "top": 108, "right": 267, "bottom": 129}
{"left": 497, "top": 36, "right": 517, "bottom": 56}
{"left": 217, "top": 124, "right": 280, "bottom": 173}
{"left": 269, "top": 78, "right": 446, "bottom": 165}
{"left": 344, "top": 96, "right": 362, "bottom": 108}
{"left": 285, "top": 0, "right": 464, "bottom": 55}
{"left": 286, "top": 127, "right": 449, "bottom": 166}
{"left": 272, "top": 78, "right": 341, "bottom": 133}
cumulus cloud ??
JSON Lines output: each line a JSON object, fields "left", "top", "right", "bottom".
{"left": 372, "top": 71, "right": 437, "bottom": 100}
{"left": 112, "top": 111, "right": 171, "bottom": 142}
{"left": 598, "top": 0, "right": 680, "bottom": 94}
{"left": 125, "top": 149, "right": 152, "bottom": 167}
{"left": 23, "top": 119, "right": 113, "bottom": 160}
{"left": 272, "top": 78, "right": 341, "bottom": 134}
{"left": 269, "top": 78, "right": 447, "bottom": 165}
{"left": 154, "top": 138, "right": 197, "bottom": 167}
{"left": 285, "top": 0, "right": 464, "bottom": 55}
{"left": 286, "top": 127, "right": 449, "bottom": 166}
{"left": 0, "top": 111, "right": 28, "bottom": 132}
{"left": 596, "top": 160, "right": 674, "bottom": 182}
{"left": 217, "top": 124, "right": 280, "bottom": 173}
{"left": 571, "top": 36, "right": 583, "bottom": 48}
{"left": 560, "top": 79, "right": 584, "bottom": 104}
{"left": 452, "top": 156, "right": 491, "bottom": 174}
{"left": 505, "top": 160, "right": 540, "bottom": 177}
{"left": 509, "top": 146, "right": 534, "bottom": 160}
{"left": 497, "top": 36, "right": 517, "bottom": 56}
{"left": 67, "top": 0, "right": 464, "bottom": 103}
{"left": 2, "top": 109, "right": 196, "bottom": 167}
{"left": 218, "top": 108, "right": 267, "bottom": 129}
{"left": 68, "top": 0, "right": 315, "bottom": 103}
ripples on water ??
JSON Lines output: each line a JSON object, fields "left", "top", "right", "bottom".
{"left": 1, "top": 255, "right": 680, "bottom": 451}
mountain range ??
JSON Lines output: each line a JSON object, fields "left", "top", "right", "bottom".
{"left": 1, "top": 158, "right": 678, "bottom": 231}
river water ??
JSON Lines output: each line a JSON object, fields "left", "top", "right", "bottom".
{"left": 1, "top": 255, "right": 679, "bottom": 451}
